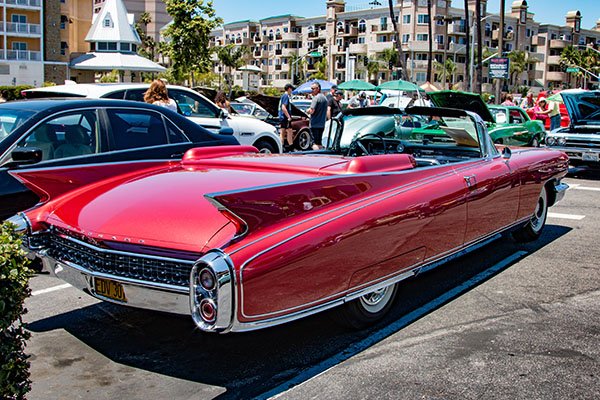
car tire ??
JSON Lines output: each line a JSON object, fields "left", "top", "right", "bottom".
{"left": 513, "top": 185, "right": 548, "bottom": 242}
{"left": 254, "top": 139, "right": 277, "bottom": 154}
{"left": 294, "top": 128, "right": 313, "bottom": 151}
{"left": 333, "top": 283, "right": 398, "bottom": 329}
{"left": 531, "top": 136, "right": 540, "bottom": 147}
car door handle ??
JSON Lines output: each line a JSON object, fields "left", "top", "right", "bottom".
{"left": 464, "top": 175, "right": 477, "bottom": 188}
{"left": 170, "top": 152, "right": 185, "bottom": 158}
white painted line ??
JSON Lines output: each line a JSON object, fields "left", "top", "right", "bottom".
{"left": 547, "top": 212, "right": 585, "bottom": 220}
{"left": 31, "top": 283, "right": 71, "bottom": 296}
{"left": 567, "top": 184, "right": 580, "bottom": 189}
{"left": 261, "top": 251, "right": 528, "bottom": 400}
{"left": 572, "top": 186, "right": 600, "bottom": 192}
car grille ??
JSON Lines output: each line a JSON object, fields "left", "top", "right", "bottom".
{"left": 39, "top": 233, "right": 194, "bottom": 287}
{"left": 563, "top": 138, "right": 600, "bottom": 149}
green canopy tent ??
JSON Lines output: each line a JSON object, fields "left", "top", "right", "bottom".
{"left": 337, "top": 80, "right": 376, "bottom": 91}
{"left": 375, "top": 79, "right": 424, "bottom": 107}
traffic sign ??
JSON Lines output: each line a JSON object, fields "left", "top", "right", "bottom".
{"left": 310, "top": 52, "right": 322, "bottom": 57}
{"left": 566, "top": 67, "right": 579, "bottom": 73}
{"left": 489, "top": 57, "right": 510, "bottom": 79}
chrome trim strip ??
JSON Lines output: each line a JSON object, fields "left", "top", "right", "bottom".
{"left": 554, "top": 182, "right": 568, "bottom": 203}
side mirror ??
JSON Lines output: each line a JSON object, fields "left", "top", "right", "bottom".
{"left": 11, "top": 147, "right": 43, "bottom": 165}
{"left": 218, "top": 127, "right": 235, "bottom": 136}
{"left": 502, "top": 146, "right": 512, "bottom": 160}
{"left": 219, "top": 109, "right": 229, "bottom": 119}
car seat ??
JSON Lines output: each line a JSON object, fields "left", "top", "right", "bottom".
{"left": 25, "top": 126, "right": 57, "bottom": 160}
{"left": 54, "top": 126, "right": 93, "bottom": 158}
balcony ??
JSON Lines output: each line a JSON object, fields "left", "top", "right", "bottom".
{"left": 547, "top": 55, "right": 561, "bottom": 65}
{"left": 308, "top": 31, "right": 319, "bottom": 38}
{"left": 275, "top": 64, "right": 282, "bottom": 71}
{"left": 546, "top": 71, "right": 566, "bottom": 81}
{"left": 339, "top": 26, "right": 358, "bottom": 37}
{"left": 3, "top": 0, "right": 41, "bottom": 7}
{"left": 336, "top": 61, "right": 346, "bottom": 69}
{"left": 5, "top": 22, "right": 41, "bottom": 35}
{"left": 281, "top": 32, "right": 301, "bottom": 42}
{"left": 531, "top": 35, "right": 546, "bottom": 46}
{"left": 275, "top": 34, "right": 282, "bottom": 40}
{"left": 492, "top": 30, "right": 514, "bottom": 41}
{"left": 349, "top": 42, "right": 367, "bottom": 54}
{"left": 235, "top": 37, "right": 250, "bottom": 45}
{"left": 450, "top": 25, "right": 466, "bottom": 34}
{"left": 410, "top": 60, "right": 428, "bottom": 69}
{"left": 550, "top": 39, "right": 570, "bottom": 49}
{"left": 370, "top": 41, "right": 394, "bottom": 52}
{"left": 2, "top": 49, "right": 41, "bottom": 61}
{"left": 528, "top": 52, "right": 545, "bottom": 63}
{"left": 406, "top": 41, "right": 431, "bottom": 51}
{"left": 275, "top": 49, "right": 282, "bottom": 55}
{"left": 254, "top": 50, "right": 262, "bottom": 57}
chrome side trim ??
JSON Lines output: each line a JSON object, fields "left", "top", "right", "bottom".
{"left": 189, "top": 250, "right": 236, "bottom": 333}
{"left": 554, "top": 182, "right": 568, "bottom": 204}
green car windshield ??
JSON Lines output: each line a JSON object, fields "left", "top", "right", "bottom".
{"left": 324, "top": 110, "right": 481, "bottom": 149}
{"left": 488, "top": 107, "right": 508, "bottom": 124}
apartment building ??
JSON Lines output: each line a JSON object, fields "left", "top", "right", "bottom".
{"left": 0, "top": 0, "right": 43, "bottom": 85}
{"left": 209, "top": 0, "right": 600, "bottom": 92}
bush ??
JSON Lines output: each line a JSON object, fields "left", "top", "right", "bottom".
{"left": 0, "top": 85, "right": 34, "bottom": 101}
{"left": 0, "top": 222, "right": 32, "bottom": 400}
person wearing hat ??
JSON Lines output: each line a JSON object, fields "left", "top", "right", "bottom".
{"left": 327, "top": 89, "right": 343, "bottom": 120}
{"left": 536, "top": 96, "right": 561, "bottom": 130}
{"left": 487, "top": 94, "right": 495, "bottom": 104}
{"left": 349, "top": 91, "right": 368, "bottom": 109}
{"left": 279, "top": 83, "right": 294, "bottom": 150}
{"left": 326, "top": 85, "right": 338, "bottom": 101}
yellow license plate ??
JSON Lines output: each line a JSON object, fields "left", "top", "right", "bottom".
{"left": 94, "top": 277, "right": 127, "bottom": 303}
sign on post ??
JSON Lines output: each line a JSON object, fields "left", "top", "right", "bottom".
{"left": 310, "top": 52, "right": 322, "bottom": 57}
{"left": 489, "top": 57, "right": 510, "bottom": 80}
{"left": 566, "top": 67, "right": 579, "bottom": 73}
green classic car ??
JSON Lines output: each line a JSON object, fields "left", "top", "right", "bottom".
{"left": 428, "top": 91, "right": 546, "bottom": 147}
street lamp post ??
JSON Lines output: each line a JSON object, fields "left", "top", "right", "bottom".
{"left": 470, "top": 14, "right": 492, "bottom": 92}
{"left": 435, "top": 15, "right": 462, "bottom": 89}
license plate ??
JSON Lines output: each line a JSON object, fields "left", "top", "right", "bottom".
{"left": 94, "top": 277, "right": 127, "bottom": 302}
{"left": 582, "top": 152, "right": 599, "bottom": 162}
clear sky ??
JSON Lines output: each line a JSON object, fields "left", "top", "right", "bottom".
{"left": 211, "top": 0, "right": 599, "bottom": 30}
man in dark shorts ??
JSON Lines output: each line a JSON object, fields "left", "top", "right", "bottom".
{"left": 307, "top": 82, "right": 327, "bottom": 150}
{"left": 278, "top": 83, "right": 294, "bottom": 150}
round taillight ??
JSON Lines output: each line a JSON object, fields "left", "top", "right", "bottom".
{"left": 200, "top": 299, "right": 216, "bottom": 323}
{"left": 199, "top": 268, "right": 216, "bottom": 290}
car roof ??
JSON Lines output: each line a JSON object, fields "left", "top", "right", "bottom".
{"left": 23, "top": 83, "right": 199, "bottom": 98}
{"left": 0, "top": 97, "right": 179, "bottom": 113}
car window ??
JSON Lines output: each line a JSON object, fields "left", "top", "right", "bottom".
{"left": 17, "top": 110, "right": 99, "bottom": 161}
{"left": 106, "top": 109, "right": 170, "bottom": 150}
{"left": 103, "top": 91, "right": 125, "bottom": 100}
{"left": 509, "top": 109, "right": 523, "bottom": 124}
{"left": 165, "top": 119, "right": 188, "bottom": 143}
{"left": 0, "top": 109, "right": 36, "bottom": 143}
{"left": 169, "top": 90, "right": 217, "bottom": 118}
{"left": 124, "top": 89, "right": 146, "bottom": 102}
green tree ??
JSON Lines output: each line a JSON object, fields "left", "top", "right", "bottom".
{"left": 289, "top": 53, "right": 306, "bottom": 83}
{"left": 387, "top": 0, "right": 408, "bottom": 79}
{"left": 163, "top": 0, "right": 222, "bottom": 86}
{"left": 426, "top": 0, "right": 433, "bottom": 82}
{"left": 135, "top": 12, "right": 156, "bottom": 61}
{"left": 433, "top": 59, "right": 457, "bottom": 84}
{"left": 367, "top": 60, "right": 381, "bottom": 83}
{"left": 216, "top": 44, "right": 250, "bottom": 88}
{"left": 309, "top": 58, "right": 328, "bottom": 80}
{"left": 382, "top": 47, "right": 398, "bottom": 78}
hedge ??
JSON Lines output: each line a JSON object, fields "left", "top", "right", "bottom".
{"left": 0, "top": 85, "right": 34, "bottom": 101}
{"left": 0, "top": 222, "right": 32, "bottom": 399}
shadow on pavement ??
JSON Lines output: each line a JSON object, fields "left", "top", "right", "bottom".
{"left": 26, "top": 225, "right": 571, "bottom": 399}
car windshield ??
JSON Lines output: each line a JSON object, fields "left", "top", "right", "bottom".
{"left": 489, "top": 107, "right": 507, "bottom": 123}
{"left": 0, "top": 109, "right": 36, "bottom": 143}
{"left": 323, "top": 109, "right": 482, "bottom": 151}
{"left": 230, "top": 103, "right": 254, "bottom": 115}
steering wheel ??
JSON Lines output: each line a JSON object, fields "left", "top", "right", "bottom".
{"left": 346, "top": 133, "right": 387, "bottom": 157}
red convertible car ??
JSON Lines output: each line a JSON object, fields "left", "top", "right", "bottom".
{"left": 9, "top": 107, "right": 569, "bottom": 333}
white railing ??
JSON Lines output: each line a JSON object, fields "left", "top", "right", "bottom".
{"left": 3, "top": 0, "right": 42, "bottom": 6}
{"left": 5, "top": 50, "right": 41, "bottom": 61}
{"left": 5, "top": 22, "right": 41, "bottom": 35}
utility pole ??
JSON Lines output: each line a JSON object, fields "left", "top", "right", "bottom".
{"left": 464, "top": 0, "right": 470, "bottom": 91}
{"left": 495, "top": 0, "right": 505, "bottom": 104}
{"left": 475, "top": 0, "right": 482, "bottom": 94}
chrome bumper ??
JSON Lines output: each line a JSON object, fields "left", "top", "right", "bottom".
{"left": 554, "top": 181, "right": 568, "bottom": 204}
{"left": 39, "top": 251, "right": 191, "bottom": 316}
{"left": 548, "top": 146, "right": 600, "bottom": 162}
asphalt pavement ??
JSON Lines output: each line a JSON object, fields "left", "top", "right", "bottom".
{"left": 22, "top": 171, "right": 600, "bottom": 400}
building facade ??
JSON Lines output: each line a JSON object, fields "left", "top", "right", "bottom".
{"left": 209, "top": 0, "right": 600, "bottom": 92}
{"left": 0, "top": 0, "right": 44, "bottom": 86}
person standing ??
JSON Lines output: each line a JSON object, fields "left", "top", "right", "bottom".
{"left": 279, "top": 83, "right": 294, "bottom": 150}
{"left": 0, "top": 90, "right": 8, "bottom": 103}
{"left": 326, "top": 84, "right": 337, "bottom": 101}
{"left": 215, "top": 91, "right": 231, "bottom": 113}
{"left": 546, "top": 97, "right": 561, "bottom": 131}
{"left": 520, "top": 92, "right": 535, "bottom": 109}
{"left": 306, "top": 82, "right": 327, "bottom": 150}
{"left": 327, "top": 89, "right": 343, "bottom": 120}
{"left": 144, "top": 80, "right": 177, "bottom": 111}
{"left": 501, "top": 94, "right": 516, "bottom": 106}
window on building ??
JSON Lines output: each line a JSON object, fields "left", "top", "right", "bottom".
{"left": 415, "top": 53, "right": 428, "bottom": 60}
{"left": 402, "top": 34, "right": 410, "bottom": 43}
{"left": 457, "top": 56, "right": 466, "bottom": 63}
{"left": 417, "top": 33, "right": 428, "bottom": 41}
{"left": 60, "top": 15, "right": 68, "bottom": 29}
{"left": 380, "top": 17, "right": 388, "bottom": 30}
{"left": 60, "top": 41, "right": 68, "bottom": 56}
{"left": 436, "top": 18, "right": 444, "bottom": 26}
{"left": 415, "top": 72, "right": 426, "bottom": 82}
{"left": 417, "top": 14, "right": 429, "bottom": 24}
{"left": 436, "top": 34, "right": 444, "bottom": 44}
{"left": 403, "top": 15, "right": 411, "bottom": 24}
{"left": 378, "top": 35, "right": 388, "bottom": 42}
{"left": 108, "top": 42, "right": 117, "bottom": 51}
{"left": 434, "top": 54, "right": 443, "bottom": 62}
{"left": 358, "top": 37, "right": 365, "bottom": 44}
{"left": 120, "top": 43, "right": 130, "bottom": 51}
{"left": 358, "top": 19, "right": 367, "bottom": 33}
{"left": 12, "top": 42, "right": 27, "bottom": 51}
{"left": 103, "top": 14, "right": 113, "bottom": 28}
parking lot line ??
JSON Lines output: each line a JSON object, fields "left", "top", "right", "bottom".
{"left": 572, "top": 186, "right": 600, "bottom": 192}
{"left": 261, "top": 251, "right": 528, "bottom": 400}
{"left": 547, "top": 212, "right": 585, "bottom": 220}
{"left": 31, "top": 283, "right": 71, "bottom": 296}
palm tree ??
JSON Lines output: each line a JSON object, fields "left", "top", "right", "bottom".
{"left": 382, "top": 47, "right": 398, "bottom": 79}
{"left": 426, "top": 0, "right": 433, "bottom": 82}
{"left": 433, "top": 59, "right": 457, "bottom": 86}
{"left": 289, "top": 53, "right": 306, "bottom": 83}
{"left": 508, "top": 50, "right": 527, "bottom": 90}
{"left": 367, "top": 60, "right": 381, "bottom": 83}
{"left": 387, "top": 0, "right": 408, "bottom": 79}
{"left": 560, "top": 45, "right": 583, "bottom": 87}
{"left": 464, "top": 0, "right": 470, "bottom": 90}
{"left": 216, "top": 44, "right": 250, "bottom": 89}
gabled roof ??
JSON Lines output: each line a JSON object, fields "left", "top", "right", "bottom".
{"left": 85, "top": 0, "right": 141, "bottom": 45}
{"left": 70, "top": 52, "right": 166, "bottom": 72}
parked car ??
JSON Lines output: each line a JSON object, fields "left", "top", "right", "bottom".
{"left": 544, "top": 89, "right": 600, "bottom": 166}
{"left": 249, "top": 94, "right": 313, "bottom": 151}
{"left": 428, "top": 91, "right": 545, "bottom": 147}
{"left": 9, "top": 106, "right": 568, "bottom": 333}
{"left": 23, "top": 83, "right": 282, "bottom": 153}
{"left": 524, "top": 90, "right": 570, "bottom": 130}
{"left": 0, "top": 98, "right": 239, "bottom": 220}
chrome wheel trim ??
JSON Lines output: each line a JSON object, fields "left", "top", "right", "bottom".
{"left": 530, "top": 187, "right": 547, "bottom": 233}
{"left": 258, "top": 147, "right": 272, "bottom": 154}
{"left": 359, "top": 285, "right": 394, "bottom": 314}
{"left": 298, "top": 131, "right": 311, "bottom": 150}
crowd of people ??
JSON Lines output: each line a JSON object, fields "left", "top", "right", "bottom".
{"left": 499, "top": 91, "right": 562, "bottom": 131}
